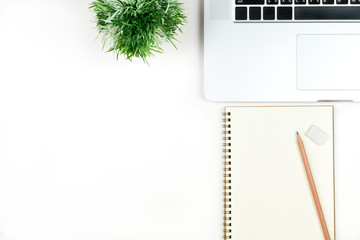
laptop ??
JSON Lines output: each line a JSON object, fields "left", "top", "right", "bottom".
{"left": 204, "top": 0, "right": 360, "bottom": 101}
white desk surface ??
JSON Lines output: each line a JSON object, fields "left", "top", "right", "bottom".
{"left": 0, "top": 1, "right": 359, "bottom": 240}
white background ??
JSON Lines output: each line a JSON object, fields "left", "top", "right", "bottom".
{"left": 0, "top": 0, "right": 224, "bottom": 239}
{"left": 1, "top": 1, "right": 360, "bottom": 240}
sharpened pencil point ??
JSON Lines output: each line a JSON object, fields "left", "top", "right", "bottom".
{"left": 296, "top": 131, "right": 299, "bottom": 135}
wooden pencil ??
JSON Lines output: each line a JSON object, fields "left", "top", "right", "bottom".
{"left": 297, "top": 131, "right": 331, "bottom": 240}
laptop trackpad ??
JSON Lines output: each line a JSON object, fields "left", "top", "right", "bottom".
{"left": 297, "top": 35, "right": 360, "bottom": 90}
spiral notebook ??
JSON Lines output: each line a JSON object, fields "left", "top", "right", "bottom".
{"left": 223, "top": 106, "right": 334, "bottom": 240}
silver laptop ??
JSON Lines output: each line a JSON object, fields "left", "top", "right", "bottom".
{"left": 204, "top": 0, "right": 360, "bottom": 101}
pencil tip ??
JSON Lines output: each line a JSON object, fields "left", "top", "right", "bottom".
{"left": 296, "top": 131, "right": 299, "bottom": 135}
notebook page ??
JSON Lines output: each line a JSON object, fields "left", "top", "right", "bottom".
{"left": 226, "top": 106, "right": 334, "bottom": 240}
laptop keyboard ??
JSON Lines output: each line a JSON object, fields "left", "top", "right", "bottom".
{"left": 234, "top": 0, "right": 360, "bottom": 21}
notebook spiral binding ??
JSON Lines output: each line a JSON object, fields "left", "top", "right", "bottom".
{"left": 223, "top": 111, "right": 232, "bottom": 240}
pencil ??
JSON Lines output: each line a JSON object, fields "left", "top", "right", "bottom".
{"left": 296, "top": 131, "right": 330, "bottom": 240}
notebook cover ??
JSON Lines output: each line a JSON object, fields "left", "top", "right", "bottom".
{"left": 223, "top": 106, "right": 334, "bottom": 240}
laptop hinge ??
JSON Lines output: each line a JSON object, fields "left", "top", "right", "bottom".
{"left": 317, "top": 100, "right": 354, "bottom": 102}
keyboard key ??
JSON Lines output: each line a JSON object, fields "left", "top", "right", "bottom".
{"left": 250, "top": 7, "right": 261, "bottom": 20}
{"left": 267, "top": 0, "right": 279, "bottom": 4}
{"left": 281, "top": 0, "right": 292, "bottom": 4}
{"left": 295, "top": 0, "right": 306, "bottom": 4}
{"left": 295, "top": 7, "right": 360, "bottom": 20}
{"left": 309, "top": 0, "right": 320, "bottom": 4}
{"left": 263, "top": 7, "right": 275, "bottom": 19}
{"left": 351, "top": 0, "right": 360, "bottom": 4}
{"left": 236, "top": 0, "right": 264, "bottom": 4}
{"left": 323, "top": 0, "right": 334, "bottom": 4}
{"left": 235, "top": 7, "right": 247, "bottom": 20}
{"left": 336, "top": 0, "right": 348, "bottom": 4}
{"left": 277, "top": 7, "right": 292, "bottom": 20}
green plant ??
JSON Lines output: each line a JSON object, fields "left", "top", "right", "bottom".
{"left": 89, "top": 0, "right": 187, "bottom": 63}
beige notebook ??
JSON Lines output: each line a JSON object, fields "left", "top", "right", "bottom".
{"left": 223, "top": 106, "right": 334, "bottom": 240}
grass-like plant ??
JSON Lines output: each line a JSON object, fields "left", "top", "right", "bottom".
{"left": 89, "top": 0, "right": 187, "bottom": 63}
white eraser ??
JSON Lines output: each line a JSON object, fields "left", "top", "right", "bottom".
{"left": 305, "top": 125, "right": 329, "bottom": 145}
